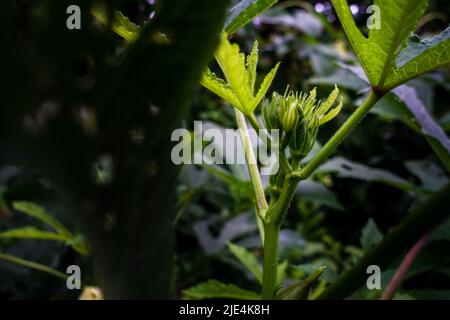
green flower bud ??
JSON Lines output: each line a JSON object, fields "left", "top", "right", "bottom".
{"left": 278, "top": 91, "right": 300, "bottom": 132}
{"left": 289, "top": 117, "right": 312, "bottom": 158}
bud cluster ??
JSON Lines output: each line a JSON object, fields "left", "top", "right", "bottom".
{"left": 262, "top": 85, "right": 342, "bottom": 159}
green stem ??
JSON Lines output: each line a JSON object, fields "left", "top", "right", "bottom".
{"left": 234, "top": 109, "right": 267, "bottom": 243}
{"left": 292, "top": 91, "right": 381, "bottom": 180}
{"left": 262, "top": 176, "right": 300, "bottom": 299}
{"left": 0, "top": 252, "right": 67, "bottom": 280}
{"left": 262, "top": 222, "right": 280, "bottom": 299}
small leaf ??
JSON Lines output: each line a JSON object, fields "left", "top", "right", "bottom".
{"left": 91, "top": 5, "right": 140, "bottom": 41}
{"left": 225, "top": 0, "right": 278, "bottom": 35}
{"left": 360, "top": 219, "right": 383, "bottom": 250}
{"left": 393, "top": 85, "right": 450, "bottom": 155}
{"left": 227, "top": 242, "right": 263, "bottom": 284}
{"left": 182, "top": 280, "right": 260, "bottom": 300}
{"left": 319, "top": 99, "right": 342, "bottom": 125}
{"left": 247, "top": 41, "right": 259, "bottom": 95}
{"left": 275, "top": 266, "right": 326, "bottom": 300}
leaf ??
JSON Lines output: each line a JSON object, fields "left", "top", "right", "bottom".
{"left": 215, "top": 34, "right": 253, "bottom": 111}
{"left": 247, "top": 41, "right": 259, "bottom": 95}
{"left": 393, "top": 85, "right": 450, "bottom": 155}
{"left": 332, "top": 0, "right": 429, "bottom": 89}
{"left": 261, "top": 9, "right": 324, "bottom": 37}
{"left": 0, "top": 252, "right": 67, "bottom": 280}
{"left": 275, "top": 266, "right": 326, "bottom": 300}
{"left": 0, "top": 227, "right": 69, "bottom": 241}
{"left": 225, "top": 0, "right": 278, "bottom": 35}
{"left": 250, "top": 62, "right": 280, "bottom": 111}
{"left": 12, "top": 202, "right": 72, "bottom": 237}
{"left": 386, "top": 26, "right": 450, "bottom": 89}
{"left": 360, "top": 219, "right": 383, "bottom": 250}
{"left": 316, "top": 157, "right": 419, "bottom": 192}
{"left": 227, "top": 242, "right": 263, "bottom": 284}
{"left": 205, "top": 35, "right": 280, "bottom": 114}
{"left": 91, "top": 4, "right": 140, "bottom": 41}
{"left": 182, "top": 280, "right": 260, "bottom": 300}
{"left": 277, "top": 260, "right": 288, "bottom": 284}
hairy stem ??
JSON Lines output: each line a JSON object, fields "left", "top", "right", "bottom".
{"left": 234, "top": 109, "right": 267, "bottom": 242}
{"left": 292, "top": 91, "right": 381, "bottom": 180}
{"left": 380, "top": 232, "right": 430, "bottom": 300}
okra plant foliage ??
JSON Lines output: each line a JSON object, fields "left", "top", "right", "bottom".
{"left": 1, "top": 0, "right": 449, "bottom": 300}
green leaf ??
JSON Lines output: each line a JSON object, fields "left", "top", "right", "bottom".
{"left": 0, "top": 227, "right": 69, "bottom": 241}
{"left": 360, "top": 219, "right": 383, "bottom": 250}
{"left": 275, "top": 266, "right": 326, "bottom": 300}
{"left": 12, "top": 202, "right": 72, "bottom": 238}
{"left": 225, "top": 0, "right": 278, "bottom": 35}
{"left": 91, "top": 4, "right": 140, "bottom": 41}
{"left": 277, "top": 260, "right": 288, "bottom": 284}
{"left": 386, "top": 26, "right": 450, "bottom": 89}
{"left": 182, "top": 280, "right": 260, "bottom": 300}
{"left": 205, "top": 35, "right": 280, "bottom": 114}
{"left": 227, "top": 242, "right": 263, "bottom": 284}
{"left": 332, "top": 0, "right": 429, "bottom": 89}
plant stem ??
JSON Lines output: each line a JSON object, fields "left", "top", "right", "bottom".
{"left": 0, "top": 252, "right": 67, "bottom": 280}
{"left": 380, "top": 232, "right": 429, "bottom": 300}
{"left": 292, "top": 91, "right": 381, "bottom": 180}
{"left": 262, "top": 222, "right": 280, "bottom": 299}
{"left": 234, "top": 109, "right": 267, "bottom": 242}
